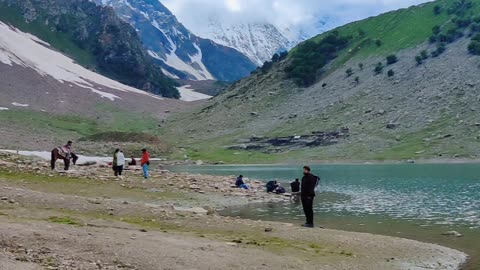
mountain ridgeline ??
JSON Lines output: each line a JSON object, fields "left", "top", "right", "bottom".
{"left": 162, "top": 0, "right": 480, "bottom": 163}
{"left": 94, "top": 0, "right": 256, "bottom": 82}
{"left": 0, "top": 0, "right": 179, "bottom": 98}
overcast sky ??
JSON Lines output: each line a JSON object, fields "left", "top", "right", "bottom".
{"left": 162, "top": 0, "right": 432, "bottom": 38}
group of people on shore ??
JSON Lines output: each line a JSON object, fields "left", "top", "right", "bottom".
{"left": 52, "top": 141, "right": 152, "bottom": 179}
{"left": 235, "top": 166, "right": 320, "bottom": 228}
{"left": 112, "top": 148, "right": 151, "bottom": 179}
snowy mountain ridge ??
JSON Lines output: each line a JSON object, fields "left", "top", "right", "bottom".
{"left": 93, "top": 0, "right": 256, "bottom": 82}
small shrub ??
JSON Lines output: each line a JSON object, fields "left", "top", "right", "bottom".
{"left": 355, "top": 76, "right": 360, "bottom": 84}
{"left": 431, "top": 43, "right": 447, "bottom": 57}
{"left": 375, "top": 39, "right": 383, "bottom": 47}
{"left": 415, "top": 55, "right": 423, "bottom": 65}
{"left": 387, "top": 69, "right": 394, "bottom": 77}
{"left": 434, "top": 5, "right": 442, "bottom": 15}
{"left": 473, "top": 33, "right": 480, "bottom": 42}
{"left": 358, "top": 29, "right": 366, "bottom": 37}
{"left": 470, "top": 23, "right": 480, "bottom": 33}
{"left": 432, "top": 25, "right": 441, "bottom": 35}
{"left": 374, "top": 62, "right": 384, "bottom": 75}
{"left": 420, "top": 50, "right": 429, "bottom": 59}
{"left": 346, "top": 68, "right": 354, "bottom": 77}
{"left": 386, "top": 54, "right": 398, "bottom": 65}
{"left": 452, "top": 17, "right": 470, "bottom": 28}
{"left": 358, "top": 63, "right": 364, "bottom": 70}
{"left": 468, "top": 40, "right": 480, "bottom": 55}
{"left": 429, "top": 35, "right": 437, "bottom": 43}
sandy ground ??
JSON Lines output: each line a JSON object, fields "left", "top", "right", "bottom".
{"left": 0, "top": 153, "right": 468, "bottom": 270}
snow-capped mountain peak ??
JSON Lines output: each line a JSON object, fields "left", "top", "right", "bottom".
{"left": 204, "top": 16, "right": 297, "bottom": 66}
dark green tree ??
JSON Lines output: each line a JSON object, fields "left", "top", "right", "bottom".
{"left": 415, "top": 55, "right": 423, "bottom": 65}
{"left": 386, "top": 54, "right": 398, "bottom": 65}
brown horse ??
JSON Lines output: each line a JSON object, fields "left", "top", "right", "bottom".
{"left": 51, "top": 148, "right": 78, "bottom": 170}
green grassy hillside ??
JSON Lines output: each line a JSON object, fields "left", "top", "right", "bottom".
{"left": 160, "top": 0, "right": 480, "bottom": 163}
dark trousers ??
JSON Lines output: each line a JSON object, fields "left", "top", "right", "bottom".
{"left": 114, "top": 165, "right": 123, "bottom": 176}
{"left": 301, "top": 196, "right": 314, "bottom": 225}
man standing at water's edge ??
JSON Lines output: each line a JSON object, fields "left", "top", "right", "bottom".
{"left": 301, "top": 166, "right": 318, "bottom": 228}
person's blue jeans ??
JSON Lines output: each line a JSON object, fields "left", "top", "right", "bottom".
{"left": 239, "top": 184, "right": 249, "bottom": 190}
{"left": 142, "top": 164, "right": 149, "bottom": 179}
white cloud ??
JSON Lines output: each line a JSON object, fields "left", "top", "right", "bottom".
{"left": 162, "top": 0, "right": 433, "bottom": 38}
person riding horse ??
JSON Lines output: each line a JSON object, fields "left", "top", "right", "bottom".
{"left": 51, "top": 141, "right": 78, "bottom": 170}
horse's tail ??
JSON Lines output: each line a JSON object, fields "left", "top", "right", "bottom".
{"left": 51, "top": 148, "right": 56, "bottom": 170}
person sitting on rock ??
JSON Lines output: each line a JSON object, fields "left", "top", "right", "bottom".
{"left": 235, "top": 175, "right": 249, "bottom": 189}
{"left": 128, "top": 156, "right": 137, "bottom": 166}
{"left": 266, "top": 180, "right": 278, "bottom": 193}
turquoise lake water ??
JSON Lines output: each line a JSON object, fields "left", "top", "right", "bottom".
{"left": 171, "top": 163, "right": 480, "bottom": 269}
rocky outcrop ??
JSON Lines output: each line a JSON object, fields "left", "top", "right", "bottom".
{"left": 229, "top": 129, "right": 349, "bottom": 153}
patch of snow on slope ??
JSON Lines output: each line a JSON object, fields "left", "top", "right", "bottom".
{"left": 0, "top": 107, "right": 9, "bottom": 111}
{"left": 11, "top": 102, "right": 29, "bottom": 107}
{"left": 149, "top": 45, "right": 213, "bottom": 81}
{"left": 190, "top": 43, "right": 214, "bottom": 80}
{"left": 177, "top": 85, "right": 211, "bottom": 102}
{"left": 0, "top": 22, "right": 163, "bottom": 101}
{"left": 160, "top": 68, "right": 179, "bottom": 79}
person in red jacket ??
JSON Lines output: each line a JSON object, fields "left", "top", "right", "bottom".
{"left": 141, "top": 148, "right": 150, "bottom": 179}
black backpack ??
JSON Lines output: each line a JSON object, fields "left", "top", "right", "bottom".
{"left": 314, "top": 175, "right": 320, "bottom": 187}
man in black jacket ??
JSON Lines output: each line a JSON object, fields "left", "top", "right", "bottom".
{"left": 301, "top": 166, "right": 318, "bottom": 228}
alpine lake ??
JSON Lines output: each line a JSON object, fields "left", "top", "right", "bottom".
{"left": 171, "top": 163, "right": 480, "bottom": 269}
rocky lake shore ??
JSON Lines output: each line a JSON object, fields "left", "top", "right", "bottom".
{"left": 0, "top": 151, "right": 469, "bottom": 270}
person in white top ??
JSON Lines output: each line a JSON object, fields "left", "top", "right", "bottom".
{"left": 113, "top": 149, "right": 125, "bottom": 176}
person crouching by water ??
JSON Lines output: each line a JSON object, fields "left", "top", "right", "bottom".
{"left": 301, "top": 166, "right": 320, "bottom": 228}
{"left": 141, "top": 148, "right": 150, "bottom": 179}
{"left": 113, "top": 149, "right": 125, "bottom": 177}
{"left": 235, "top": 175, "right": 249, "bottom": 189}
{"left": 266, "top": 180, "right": 278, "bottom": 193}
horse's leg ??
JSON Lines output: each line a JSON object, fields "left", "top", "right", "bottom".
{"left": 51, "top": 150, "right": 56, "bottom": 170}
{"left": 64, "top": 158, "right": 70, "bottom": 171}
{"left": 71, "top": 153, "right": 78, "bottom": 165}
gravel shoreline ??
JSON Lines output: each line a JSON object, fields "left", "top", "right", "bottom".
{"left": 0, "top": 151, "right": 470, "bottom": 270}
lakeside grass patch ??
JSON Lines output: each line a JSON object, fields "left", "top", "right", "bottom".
{"left": 47, "top": 216, "right": 84, "bottom": 226}
{"left": 0, "top": 110, "right": 100, "bottom": 137}
{"left": 0, "top": 169, "right": 187, "bottom": 202}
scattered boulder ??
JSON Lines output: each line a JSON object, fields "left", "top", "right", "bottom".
{"left": 250, "top": 112, "right": 259, "bottom": 116}
{"left": 442, "top": 231, "right": 463, "bottom": 237}
{"left": 386, "top": 122, "right": 399, "bottom": 129}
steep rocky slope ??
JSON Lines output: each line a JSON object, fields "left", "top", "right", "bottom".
{"left": 161, "top": 0, "right": 480, "bottom": 163}
{"left": 0, "top": 0, "right": 178, "bottom": 98}
{"left": 93, "top": 0, "right": 256, "bottom": 82}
